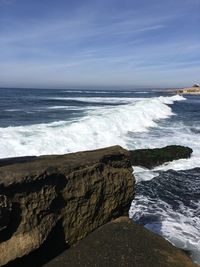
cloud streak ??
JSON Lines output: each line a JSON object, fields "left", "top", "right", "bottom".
{"left": 0, "top": 0, "right": 199, "bottom": 88}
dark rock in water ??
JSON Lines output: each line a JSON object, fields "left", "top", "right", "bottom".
{"left": 0, "top": 146, "right": 134, "bottom": 266}
{"left": 43, "top": 217, "right": 197, "bottom": 267}
{"left": 129, "top": 145, "right": 193, "bottom": 169}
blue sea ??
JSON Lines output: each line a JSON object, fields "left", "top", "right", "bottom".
{"left": 0, "top": 88, "right": 200, "bottom": 264}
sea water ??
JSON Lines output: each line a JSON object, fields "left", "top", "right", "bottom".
{"left": 0, "top": 87, "right": 199, "bottom": 263}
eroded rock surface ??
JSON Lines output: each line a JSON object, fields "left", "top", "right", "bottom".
{"left": 0, "top": 195, "right": 12, "bottom": 233}
{"left": 0, "top": 146, "right": 134, "bottom": 266}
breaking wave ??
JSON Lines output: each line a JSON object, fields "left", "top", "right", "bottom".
{"left": 0, "top": 95, "right": 185, "bottom": 158}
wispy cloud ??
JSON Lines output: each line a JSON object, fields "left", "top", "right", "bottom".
{"left": 0, "top": 13, "right": 168, "bottom": 44}
{"left": 0, "top": 0, "right": 199, "bottom": 87}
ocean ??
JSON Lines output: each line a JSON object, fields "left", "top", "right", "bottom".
{"left": 0, "top": 88, "right": 200, "bottom": 264}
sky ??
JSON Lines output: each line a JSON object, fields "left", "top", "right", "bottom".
{"left": 0, "top": 0, "right": 199, "bottom": 88}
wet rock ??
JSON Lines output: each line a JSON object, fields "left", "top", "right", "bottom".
{"left": 129, "top": 145, "right": 193, "bottom": 169}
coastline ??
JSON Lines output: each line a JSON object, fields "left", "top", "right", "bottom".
{"left": 0, "top": 145, "right": 198, "bottom": 266}
{"left": 174, "top": 87, "right": 200, "bottom": 95}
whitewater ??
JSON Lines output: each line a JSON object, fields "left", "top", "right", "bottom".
{"left": 0, "top": 94, "right": 186, "bottom": 158}
{"left": 0, "top": 88, "right": 200, "bottom": 264}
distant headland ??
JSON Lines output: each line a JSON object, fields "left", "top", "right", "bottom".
{"left": 176, "top": 83, "right": 200, "bottom": 95}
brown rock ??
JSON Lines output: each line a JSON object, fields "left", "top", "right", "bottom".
{"left": 44, "top": 217, "right": 198, "bottom": 267}
{"left": 0, "top": 146, "right": 134, "bottom": 266}
{"left": 0, "top": 195, "right": 12, "bottom": 233}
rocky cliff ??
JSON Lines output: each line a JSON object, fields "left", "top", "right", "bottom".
{"left": 0, "top": 146, "right": 134, "bottom": 266}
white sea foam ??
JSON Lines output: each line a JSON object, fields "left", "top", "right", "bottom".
{"left": 133, "top": 166, "right": 159, "bottom": 183}
{"left": 1, "top": 92, "right": 200, "bottom": 264}
{"left": 153, "top": 156, "right": 200, "bottom": 172}
{"left": 46, "top": 105, "right": 97, "bottom": 111}
{"left": 50, "top": 96, "right": 137, "bottom": 104}
{"left": 64, "top": 90, "right": 136, "bottom": 94}
{"left": 0, "top": 95, "right": 184, "bottom": 158}
{"left": 135, "top": 91, "right": 148, "bottom": 94}
{"left": 4, "top": 109, "right": 22, "bottom": 112}
{"left": 158, "top": 94, "right": 185, "bottom": 104}
{"left": 129, "top": 196, "right": 200, "bottom": 264}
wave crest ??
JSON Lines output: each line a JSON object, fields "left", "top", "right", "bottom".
{"left": 0, "top": 95, "right": 185, "bottom": 158}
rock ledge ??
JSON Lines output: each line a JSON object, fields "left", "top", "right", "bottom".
{"left": 0, "top": 146, "right": 134, "bottom": 266}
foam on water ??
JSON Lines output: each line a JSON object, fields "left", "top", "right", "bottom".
{"left": 50, "top": 95, "right": 184, "bottom": 105}
{"left": 129, "top": 169, "right": 200, "bottom": 264}
{"left": 50, "top": 96, "right": 137, "bottom": 104}
{"left": 64, "top": 90, "right": 136, "bottom": 94}
{"left": 46, "top": 105, "right": 98, "bottom": 111}
{"left": 130, "top": 196, "right": 200, "bottom": 264}
{"left": 158, "top": 94, "right": 184, "bottom": 104}
{"left": 154, "top": 156, "right": 200, "bottom": 172}
{"left": 4, "top": 109, "right": 22, "bottom": 112}
{"left": 0, "top": 95, "right": 184, "bottom": 158}
{"left": 133, "top": 166, "right": 159, "bottom": 183}
{"left": 1, "top": 90, "right": 200, "bottom": 264}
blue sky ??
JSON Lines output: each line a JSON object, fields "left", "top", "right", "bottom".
{"left": 0, "top": 0, "right": 199, "bottom": 88}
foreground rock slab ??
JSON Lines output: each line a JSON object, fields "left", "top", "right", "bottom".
{"left": 0, "top": 146, "right": 134, "bottom": 266}
{"left": 44, "top": 217, "right": 197, "bottom": 267}
{"left": 129, "top": 145, "right": 193, "bottom": 169}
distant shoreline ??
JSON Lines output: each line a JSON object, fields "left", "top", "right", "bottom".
{"left": 167, "top": 86, "right": 200, "bottom": 95}
{"left": 176, "top": 87, "right": 200, "bottom": 95}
